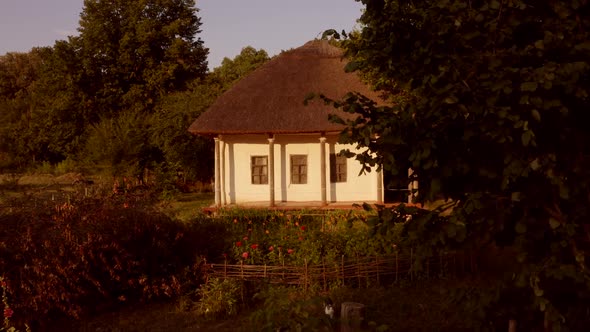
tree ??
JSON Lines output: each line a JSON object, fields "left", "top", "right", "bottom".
{"left": 77, "top": 0, "right": 208, "bottom": 117}
{"left": 151, "top": 46, "right": 270, "bottom": 183}
{"left": 0, "top": 44, "right": 88, "bottom": 169}
{"left": 330, "top": 0, "right": 590, "bottom": 329}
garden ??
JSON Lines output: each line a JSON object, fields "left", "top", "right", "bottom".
{"left": 0, "top": 175, "right": 488, "bottom": 331}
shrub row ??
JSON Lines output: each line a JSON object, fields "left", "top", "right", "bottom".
{"left": 0, "top": 196, "right": 225, "bottom": 328}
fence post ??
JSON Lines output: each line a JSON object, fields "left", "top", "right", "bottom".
{"left": 375, "top": 255, "right": 380, "bottom": 286}
{"left": 439, "top": 252, "right": 444, "bottom": 278}
{"left": 304, "top": 259, "right": 308, "bottom": 292}
{"left": 410, "top": 248, "right": 414, "bottom": 282}
{"left": 241, "top": 260, "right": 244, "bottom": 280}
{"left": 356, "top": 254, "right": 361, "bottom": 288}
{"left": 395, "top": 251, "right": 399, "bottom": 283}
{"left": 323, "top": 257, "right": 327, "bottom": 292}
{"left": 341, "top": 255, "right": 345, "bottom": 283}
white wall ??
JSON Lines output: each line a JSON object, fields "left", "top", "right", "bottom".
{"left": 219, "top": 134, "right": 381, "bottom": 204}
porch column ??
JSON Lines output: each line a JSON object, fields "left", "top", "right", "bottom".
{"left": 377, "top": 166, "right": 383, "bottom": 204}
{"left": 408, "top": 168, "right": 418, "bottom": 204}
{"left": 320, "top": 135, "right": 327, "bottom": 206}
{"left": 220, "top": 137, "right": 227, "bottom": 205}
{"left": 214, "top": 136, "right": 221, "bottom": 207}
{"left": 268, "top": 135, "right": 275, "bottom": 207}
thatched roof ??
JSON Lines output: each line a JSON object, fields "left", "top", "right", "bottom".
{"left": 188, "top": 40, "right": 384, "bottom": 135}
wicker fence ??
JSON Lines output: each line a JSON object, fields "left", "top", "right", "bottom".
{"left": 206, "top": 250, "right": 477, "bottom": 290}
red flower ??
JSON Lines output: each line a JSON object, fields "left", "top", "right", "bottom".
{"left": 287, "top": 249, "right": 294, "bottom": 254}
{"left": 236, "top": 241, "right": 242, "bottom": 247}
{"left": 250, "top": 244, "right": 259, "bottom": 249}
{"left": 243, "top": 236, "right": 249, "bottom": 241}
{"left": 4, "top": 307, "right": 13, "bottom": 318}
{"left": 300, "top": 226, "right": 306, "bottom": 231}
{"left": 242, "top": 252, "right": 249, "bottom": 259}
{"left": 268, "top": 246, "right": 274, "bottom": 251}
{"left": 222, "top": 253, "right": 227, "bottom": 258}
{"left": 0, "top": 280, "right": 6, "bottom": 288}
{"left": 298, "top": 236, "right": 304, "bottom": 241}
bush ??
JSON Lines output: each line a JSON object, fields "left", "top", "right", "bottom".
{"left": 0, "top": 196, "right": 220, "bottom": 328}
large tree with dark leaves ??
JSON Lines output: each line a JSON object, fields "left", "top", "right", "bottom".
{"left": 330, "top": 0, "right": 590, "bottom": 329}
{"left": 77, "top": 0, "right": 208, "bottom": 117}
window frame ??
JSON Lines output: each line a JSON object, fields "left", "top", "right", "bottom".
{"left": 290, "top": 154, "right": 308, "bottom": 184}
{"left": 251, "top": 155, "right": 268, "bottom": 185}
{"left": 330, "top": 153, "right": 347, "bottom": 183}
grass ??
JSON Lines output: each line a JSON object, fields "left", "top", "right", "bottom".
{"left": 159, "top": 192, "right": 214, "bottom": 222}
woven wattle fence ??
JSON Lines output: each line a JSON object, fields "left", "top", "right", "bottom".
{"left": 206, "top": 251, "right": 476, "bottom": 289}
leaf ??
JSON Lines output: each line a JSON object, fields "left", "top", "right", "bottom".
{"left": 520, "top": 82, "right": 538, "bottom": 92}
{"left": 511, "top": 192, "right": 521, "bottom": 202}
{"left": 444, "top": 96, "right": 458, "bottom": 104}
{"left": 531, "top": 109, "right": 541, "bottom": 122}
{"left": 344, "top": 61, "right": 361, "bottom": 73}
{"left": 521, "top": 130, "right": 533, "bottom": 147}
{"left": 549, "top": 217, "right": 560, "bottom": 229}
{"left": 303, "top": 92, "right": 316, "bottom": 105}
{"left": 534, "top": 40, "right": 544, "bottom": 49}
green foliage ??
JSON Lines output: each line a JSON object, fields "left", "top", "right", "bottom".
{"left": 195, "top": 278, "right": 241, "bottom": 318}
{"left": 77, "top": 0, "right": 208, "bottom": 116}
{"left": 325, "top": 0, "right": 590, "bottom": 329}
{"left": 248, "top": 286, "right": 329, "bottom": 332}
{"left": 84, "top": 111, "right": 158, "bottom": 177}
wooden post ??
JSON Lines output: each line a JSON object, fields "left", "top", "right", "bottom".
{"left": 440, "top": 252, "right": 444, "bottom": 278}
{"left": 240, "top": 260, "right": 244, "bottom": 279}
{"left": 323, "top": 257, "right": 327, "bottom": 292}
{"left": 410, "top": 248, "right": 414, "bottom": 281}
{"left": 341, "top": 302, "right": 365, "bottom": 332}
{"left": 319, "top": 136, "right": 327, "bottom": 206}
{"left": 214, "top": 136, "right": 221, "bottom": 207}
{"left": 375, "top": 256, "right": 380, "bottom": 286}
{"left": 341, "top": 255, "right": 345, "bottom": 282}
{"left": 395, "top": 251, "right": 399, "bottom": 283}
{"left": 356, "top": 254, "right": 361, "bottom": 288}
{"left": 304, "top": 259, "right": 308, "bottom": 292}
{"left": 268, "top": 135, "right": 275, "bottom": 207}
{"left": 508, "top": 319, "right": 517, "bottom": 332}
{"left": 376, "top": 167, "right": 383, "bottom": 204}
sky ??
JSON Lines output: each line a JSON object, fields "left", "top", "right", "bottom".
{"left": 0, "top": 0, "right": 364, "bottom": 69}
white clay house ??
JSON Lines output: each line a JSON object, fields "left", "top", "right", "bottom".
{"left": 189, "top": 40, "right": 387, "bottom": 207}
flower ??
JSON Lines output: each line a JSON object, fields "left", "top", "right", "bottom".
{"left": 233, "top": 218, "right": 238, "bottom": 223}
{"left": 298, "top": 236, "right": 304, "bottom": 241}
{"left": 265, "top": 229, "right": 270, "bottom": 234}
{"left": 242, "top": 252, "right": 249, "bottom": 259}
{"left": 236, "top": 241, "right": 242, "bottom": 247}
{"left": 4, "top": 307, "right": 13, "bottom": 318}
{"left": 243, "top": 236, "right": 248, "bottom": 241}
{"left": 250, "top": 244, "right": 259, "bottom": 249}
{"left": 268, "top": 246, "right": 274, "bottom": 251}
{"left": 222, "top": 253, "right": 227, "bottom": 258}
{"left": 287, "top": 249, "right": 294, "bottom": 254}
{"left": 300, "top": 226, "right": 306, "bottom": 231}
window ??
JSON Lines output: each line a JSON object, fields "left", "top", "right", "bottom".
{"left": 251, "top": 156, "right": 268, "bottom": 184}
{"left": 330, "top": 154, "right": 347, "bottom": 183}
{"left": 290, "top": 155, "right": 307, "bottom": 184}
